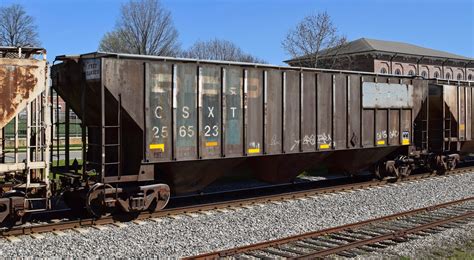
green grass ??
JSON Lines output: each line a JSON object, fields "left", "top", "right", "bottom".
{"left": 3, "top": 120, "right": 82, "bottom": 138}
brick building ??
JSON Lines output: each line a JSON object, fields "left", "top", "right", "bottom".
{"left": 285, "top": 38, "right": 473, "bottom": 80}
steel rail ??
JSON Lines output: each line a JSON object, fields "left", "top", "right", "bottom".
{"left": 187, "top": 197, "right": 473, "bottom": 259}
{"left": 1, "top": 166, "right": 473, "bottom": 238}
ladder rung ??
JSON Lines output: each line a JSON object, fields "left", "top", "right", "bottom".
{"left": 103, "top": 125, "right": 120, "bottom": 129}
{"left": 104, "top": 144, "right": 120, "bottom": 147}
{"left": 104, "top": 162, "right": 120, "bottom": 165}
{"left": 86, "top": 161, "right": 101, "bottom": 165}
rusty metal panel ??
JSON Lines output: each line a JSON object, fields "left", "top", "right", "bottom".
{"left": 375, "top": 109, "right": 388, "bottom": 146}
{"left": 245, "top": 69, "right": 263, "bottom": 155}
{"left": 146, "top": 62, "right": 173, "bottom": 161}
{"left": 467, "top": 87, "right": 472, "bottom": 140}
{"left": 362, "top": 109, "right": 375, "bottom": 147}
{"left": 443, "top": 84, "right": 459, "bottom": 137}
{"left": 199, "top": 66, "right": 221, "bottom": 159}
{"left": 347, "top": 75, "right": 361, "bottom": 148}
{"left": 388, "top": 110, "right": 400, "bottom": 145}
{"left": 264, "top": 69, "right": 282, "bottom": 154}
{"left": 174, "top": 63, "right": 198, "bottom": 160}
{"left": 223, "top": 67, "right": 243, "bottom": 157}
{"left": 334, "top": 74, "right": 347, "bottom": 149}
{"left": 283, "top": 71, "right": 300, "bottom": 153}
{"left": 459, "top": 86, "right": 466, "bottom": 141}
{"left": 401, "top": 109, "right": 412, "bottom": 145}
{"left": 317, "top": 73, "right": 332, "bottom": 150}
{"left": 0, "top": 58, "right": 46, "bottom": 128}
{"left": 362, "top": 82, "right": 414, "bottom": 108}
{"left": 301, "top": 72, "right": 316, "bottom": 151}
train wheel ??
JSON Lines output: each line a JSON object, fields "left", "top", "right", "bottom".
{"left": 1, "top": 191, "right": 27, "bottom": 225}
{"left": 434, "top": 155, "right": 448, "bottom": 175}
{"left": 86, "top": 183, "right": 114, "bottom": 218}
{"left": 374, "top": 162, "right": 385, "bottom": 180}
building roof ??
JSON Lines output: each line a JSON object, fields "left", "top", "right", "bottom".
{"left": 286, "top": 38, "right": 473, "bottom": 63}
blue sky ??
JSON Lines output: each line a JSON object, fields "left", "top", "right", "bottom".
{"left": 2, "top": 0, "right": 473, "bottom": 64}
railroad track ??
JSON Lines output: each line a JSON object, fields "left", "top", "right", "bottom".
{"left": 1, "top": 166, "right": 473, "bottom": 240}
{"left": 187, "top": 197, "right": 474, "bottom": 259}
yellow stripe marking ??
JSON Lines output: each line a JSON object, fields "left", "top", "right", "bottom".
{"left": 149, "top": 143, "right": 165, "bottom": 151}
{"left": 206, "top": 141, "right": 218, "bottom": 147}
{"left": 248, "top": 148, "right": 260, "bottom": 154}
{"left": 319, "top": 144, "right": 330, "bottom": 149}
{"left": 402, "top": 139, "right": 410, "bottom": 145}
{"left": 377, "top": 140, "right": 386, "bottom": 145}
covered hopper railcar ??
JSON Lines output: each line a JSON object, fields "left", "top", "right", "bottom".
{"left": 49, "top": 52, "right": 467, "bottom": 217}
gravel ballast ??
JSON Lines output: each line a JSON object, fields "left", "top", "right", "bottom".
{"left": 0, "top": 172, "right": 473, "bottom": 258}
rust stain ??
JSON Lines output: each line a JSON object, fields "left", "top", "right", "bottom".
{"left": 0, "top": 64, "right": 39, "bottom": 127}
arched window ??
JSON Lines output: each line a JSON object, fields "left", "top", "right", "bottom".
{"left": 408, "top": 70, "right": 415, "bottom": 76}
{"left": 394, "top": 69, "right": 401, "bottom": 75}
{"left": 469, "top": 74, "right": 473, "bottom": 81}
{"left": 457, "top": 73, "right": 463, "bottom": 80}
{"left": 434, "top": 71, "right": 440, "bottom": 78}
{"left": 421, "top": 71, "right": 428, "bottom": 78}
{"left": 380, "top": 67, "right": 387, "bottom": 74}
{"left": 446, "top": 73, "right": 451, "bottom": 79}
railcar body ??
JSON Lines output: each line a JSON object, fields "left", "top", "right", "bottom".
{"left": 0, "top": 47, "right": 50, "bottom": 224}
{"left": 52, "top": 53, "right": 427, "bottom": 193}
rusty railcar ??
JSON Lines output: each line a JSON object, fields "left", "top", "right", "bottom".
{"left": 0, "top": 47, "right": 50, "bottom": 224}
{"left": 52, "top": 52, "right": 429, "bottom": 196}
{"left": 427, "top": 80, "right": 473, "bottom": 170}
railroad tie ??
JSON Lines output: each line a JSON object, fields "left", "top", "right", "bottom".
{"left": 72, "top": 228, "right": 89, "bottom": 234}
{"left": 52, "top": 230, "right": 66, "bottom": 236}
{"left": 111, "top": 222, "right": 128, "bottom": 228}
{"left": 92, "top": 225, "right": 108, "bottom": 231}
{"left": 30, "top": 233, "right": 45, "bottom": 240}
{"left": 132, "top": 220, "right": 147, "bottom": 225}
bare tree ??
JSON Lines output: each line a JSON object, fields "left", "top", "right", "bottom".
{"left": 0, "top": 4, "right": 40, "bottom": 47}
{"left": 99, "top": 0, "right": 180, "bottom": 56}
{"left": 182, "top": 39, "right": 265, "bottom": 63}
{"left": 282, "top": 12, "right": 346, "bottom": 68}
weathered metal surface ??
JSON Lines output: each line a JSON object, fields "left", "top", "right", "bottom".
{"left": 223, "top": 67, "right": 243, "bottom": 157}
{"left": 54, "top": 53, "right": 443, "bottom": 193}
{"left": 146, "top": 62, "right": 173, "bottom": 161}
{"left": 264, "top": 69, "right": 282, "bottom": 154}
{"left": 362, "top": 82, "right": 414, "bottom": 109}
{"left": 283, "top": 71, "right": 300, "bottom": 153}
{"left": 175, "top": 63, "right": 198, "bottom": 159}
{"left": 245, "top": 69, "right": 263, "bottom": 156}
{"left": 0, "top": 58, "right": 46, "bottom": 128}
{"left": 301, "top": 72, "right": 316, "bottom": 151}
{"left": 199, "top": 65, "right": 221, "bottom": 159}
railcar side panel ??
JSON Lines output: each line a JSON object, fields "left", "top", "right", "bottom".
{"left": 146, "top": 62, "right": 173, "bottom": 162}
{"left": 245, "top": 69, "right": 263, "bottom": 155}
{"left": 264, "top": 69, "right": 282, "bottom": 154}
{"left": 199, "top": 65, "right": 221, "bottom": 159}
{"left": 347, "top": 75, "right": 361, "bottom": 149}
{"left": 467, "top": 87, "right": 472, "bottom": 140}
{"left": 283, "top": 71, "right": 300, "bottom": 153}
{"left": 223, "top": 67, "right": 243, "bottom": 157}
{"left": 334, "top": 74, "right": 347, "bottom": 149}
{"left": 317, "top": 73, "right": 333, "bottom": 150}
{"left": 459, "top": 86, "right": 466, "bottom": 141}
{"left": 301, "top": 72, "right": 317, "bottom": 151}
{"left": 174, "top": 64, "right": 198, "bottom": 160}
